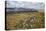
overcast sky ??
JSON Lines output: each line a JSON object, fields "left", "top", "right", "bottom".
{"left": 6, "top": 1, "right": 45, "bottom": 9}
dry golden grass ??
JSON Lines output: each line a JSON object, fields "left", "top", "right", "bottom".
{"left": 6, "top": 12, "right": 44, "bottom": 30}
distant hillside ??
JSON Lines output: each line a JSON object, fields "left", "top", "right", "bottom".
{"left": 36, "top": 9, "right": 44, "bottom": 12}
{"left": 6, "top": 7, "right": 38, "bottom": 14}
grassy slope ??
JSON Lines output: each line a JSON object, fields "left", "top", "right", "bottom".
{"left": 6, "top": 12, "right": 44, "bottom": 30}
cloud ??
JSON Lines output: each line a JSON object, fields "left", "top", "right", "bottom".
{"left": 6, "top": 1, "right": 45, "bottom": 9}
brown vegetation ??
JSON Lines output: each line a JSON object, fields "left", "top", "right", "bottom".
{"left": 6, "top": 12, "right": 44, "bottom": 30}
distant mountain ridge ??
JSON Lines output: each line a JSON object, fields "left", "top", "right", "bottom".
{"left": 6, "top": 7, "right": 38, "bottom": 13}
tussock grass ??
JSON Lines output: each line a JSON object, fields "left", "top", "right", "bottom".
{"left": 6, "top": 12, "right": 44, "bottom": 30}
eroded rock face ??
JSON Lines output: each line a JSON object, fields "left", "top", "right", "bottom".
{"left": 6, "top": 12, "right": 44, "bottom": 30}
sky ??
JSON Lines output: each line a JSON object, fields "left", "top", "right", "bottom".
{"left": 6, "top": 1, "right": 45, "bottom": 9}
